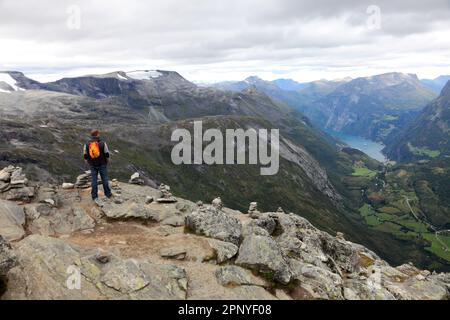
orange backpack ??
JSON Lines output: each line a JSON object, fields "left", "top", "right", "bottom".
{"left": 88, "top": 141, "right": 101, "bottom": 159}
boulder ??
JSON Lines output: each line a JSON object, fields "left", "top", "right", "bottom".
{"left": 208, "top": 239, "right": 239, "bottom": 263}
{"left": 28, "top": 205, "right": 95, "bottom": 236}
{"left": 289, "top": 260, "right": 344, "bottom": 300}
{"left": 242, "top": 224, "right": 271, "bottom": 238}
{"left": 235, "top": 234, "right": 292, "bottom": 284}
{"left": 319, "top": 233, "right": 360, "bottom": 274}
{"left": 185, "top": 206, "right": 242, "bottom": 245}
{"left": 246, "top": 214, "right": 277, "bottom": 235}
{"left": 0, "top": 200, "right": 26, "bottom": 241}
{"left": 62, "top": 183, "right": 75, "bottom": 190}
{"left": 101, "top": 201, "right": 152, "bottom": 219}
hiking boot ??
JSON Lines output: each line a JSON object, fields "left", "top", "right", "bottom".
{"left": 94, "top": 198, "right": 104, "bottom": 207}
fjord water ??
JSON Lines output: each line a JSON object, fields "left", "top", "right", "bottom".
{"left": 328, "top": 131, "right": 388, "bottom": 162}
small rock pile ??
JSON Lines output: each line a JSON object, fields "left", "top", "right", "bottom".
{"left": 75, "top": 171, "right": 103, "bottom": 189}
{"left": 248, "top": 202, "right": 261, "bottom": 218}
{"left": 75, "top": 171, "right": 92, "bottom": 189}
{"left": 157, "top": 184, "right": 177, "bottom": 203}
{"left": 129, "top": 172, "right": 145, "bottom": 185}
{"left": 212, "top": 197, "right": 223, "bottom": 210}
{"left": 0, "top": 166, "right": 35, "bottom": 202}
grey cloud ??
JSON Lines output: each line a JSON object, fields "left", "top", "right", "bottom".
{"left": 0, "top": 0, "right": 449, "bottom": 82}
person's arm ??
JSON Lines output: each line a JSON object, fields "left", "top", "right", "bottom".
{"left": 103, "top": 142, "right": 110, "bottom": 159}
{"left": 83, "top": 144, "right": 89, "bottom": 160}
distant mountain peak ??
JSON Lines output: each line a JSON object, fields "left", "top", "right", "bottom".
{"left": 440, "top": 80, "right": 450, "bottom": 98}
{"left": 244, "top": 75, "right": 264, "bottom": 83}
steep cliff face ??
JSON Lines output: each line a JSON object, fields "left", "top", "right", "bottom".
{"left": 0, "top": 168, "right": 449, "bottom": 300}
{"left": 386, "top": 80, "right": 450, "bottom": 162}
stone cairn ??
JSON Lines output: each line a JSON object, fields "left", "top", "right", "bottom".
{"left": 276, "top": 207, "right": 285, "bottom": 214}
{"left": 196, "top": 200, "right": 204, "bottom": 208}
{"left": 248, "top": 201, "right": 261, "bottom": 219}
{"left": 211, "top": 197, "right": 223, "bottom": 210}
{"left": 336, "top": 232, "right": 346, "bottom": 241}
{"left": 0, "top": 166, "right": 35, "bottom": 202}
{"left": 75, "top": 171, "right": 103, "bottom": 189}
{"left": 129, "top": 172, "right": 145, "bottom": 185}
{"left": 156, "top": 184, "right": 177, "bottom": 203}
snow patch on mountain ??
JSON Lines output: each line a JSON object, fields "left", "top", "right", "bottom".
{"left": 117, "top": 73, "right": 128, "bottom": 81}
{"left": 0, "top": 73, "right": 25, "bottom": 93}
{"left": 126, "top": 70, "right": 162, "bottom": 80}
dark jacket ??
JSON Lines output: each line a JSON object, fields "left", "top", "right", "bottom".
{"left": 83, "top": 136, "right": 110, "bottom": 166}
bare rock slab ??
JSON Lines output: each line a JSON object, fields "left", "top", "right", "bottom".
{"left": 0, "top": 200, "right": 26, "bottom": 241}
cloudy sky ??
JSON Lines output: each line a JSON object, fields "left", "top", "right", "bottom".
{"left": 0, "top": 0, "right": 449, "bottom": 83}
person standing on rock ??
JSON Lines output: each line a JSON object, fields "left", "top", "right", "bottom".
{"left": 83, "top": 129, "right": 112, "bottom": 206}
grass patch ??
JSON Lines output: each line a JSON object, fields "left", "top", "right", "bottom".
{"left": 359, "top": 204, "right": 383, "bottom": 226}
{"left": 407, "top": 143, "right": 440, "bottom": 158}
{"left": 378, "top": 206, "right": 402, "bottom": 215}
{"left": 423, "top": 233, "right": 450, "bottom": 262}
{"left": 397, "top": 218, "right": 429, "bottom": 233}
{"left": 375, "top": 222, "right": 405, "bottom": 236}
{"left": 352, "top": 165, "right": 377, "bottom": 177}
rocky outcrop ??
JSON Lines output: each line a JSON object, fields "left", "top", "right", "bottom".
{"left": 235, "top": 233, "right": 292, "bottom": 284}
{"left": 0, "top": 166, "right": 449, "bottom": 300}
{"left": 215, "top": 265, "right": 266, "bottom": 287}
{"left": 0, "top": 200, "right": 25, "bottom": 241}
{"left": 3, "top": 235, "right": 187, "bottom": 299}
{"left": 207, "top": 239, "right": 239, "bottom": 264}
{"left": 27, "top": 204, "right": 95, "bottom": 236}
{"left": 185, "top": 205, "right": 242, "bottom": 245}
